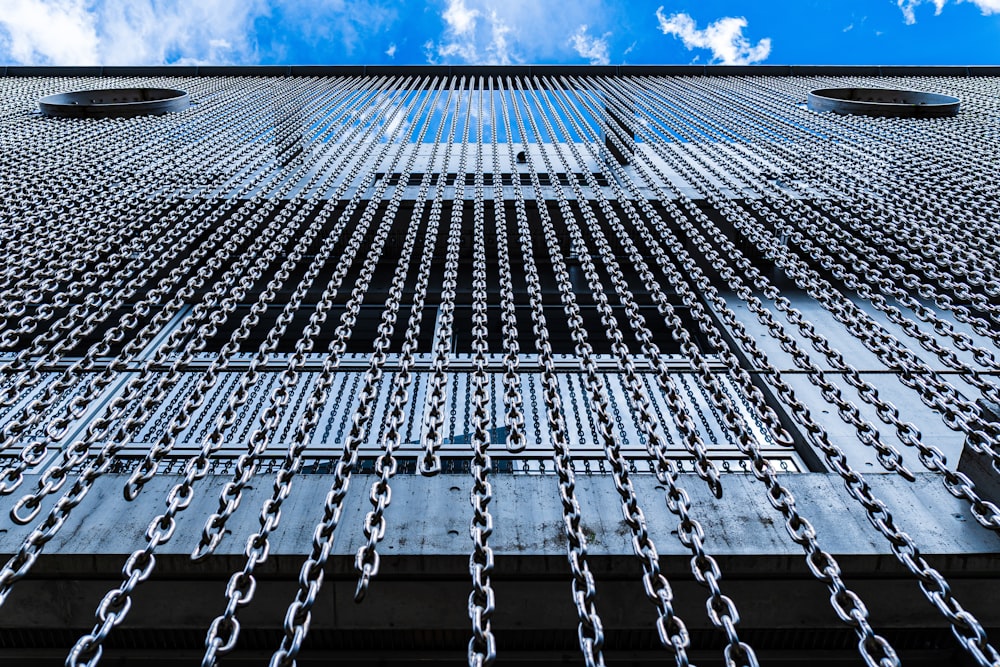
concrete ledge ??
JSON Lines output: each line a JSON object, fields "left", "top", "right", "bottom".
{"left": 1, "top": 473, "right": 996, "bottom": 562}
{"left": 0, "top": 473, "right": 996, "bottom": 660}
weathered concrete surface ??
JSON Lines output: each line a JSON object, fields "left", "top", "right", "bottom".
{"left": 0, "top": 472, "right": 997, "bottom": 636}
{"left": 2, "top": 473, "right": 997, "bottom": 560}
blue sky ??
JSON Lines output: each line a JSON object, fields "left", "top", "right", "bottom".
{"left": 0, "top": 1, "right": 998, "bottom": 67}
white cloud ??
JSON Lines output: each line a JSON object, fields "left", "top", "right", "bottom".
{"left": 430, "top": 2, "right": 511, "bottom": 64}
{"left": 570, "top": 24, "right": 611, "bottom": 66}
{"left": 435, "top": 35, "right": 478, "bottom": 62}
{"left": 282, "top": 1, "right": 398, "bottom": 57}
{"left": 898, "top": 0, "right": 945, "bottom": 24}
{"left": 0, "top": 0, "right": 401, "bottom": 65}
{"left": 485, "top": 11, "right": 513, "bottom": 64}
{"left": 428, "top": 0, "right": 515, "bottom": 64}
{"left": 0, "top": 0, "right": 98, "bottom": 65}
{"left": 426, "top": 0, "right": 612, "bottom": 65}
{"left": 0, "top": 0, "right": 264, "bottom": 65}
{"left": 0, "top": 0, "right": 633, "bottom": 67}
{"left": 655, "top": 8, "right": 771, "bottom": 65}
{"left": 96, "top": 0, "right": 263, "bottom": 66}
{"left": 898, "top": 0, "right": 999, "bottom": 24}
{"left": 442, "top": 0, "right": 479, "bottom": 35}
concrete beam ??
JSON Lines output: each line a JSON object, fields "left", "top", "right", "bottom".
{"left": 0, "top": 472, "right": 995, "bottom": 663}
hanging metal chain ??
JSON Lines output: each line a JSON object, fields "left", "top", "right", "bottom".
{"left": 659, "top": 74, "right": 1000, "bottom": 367}
{"left": 4, "top": 77, "right": 363, "bottom": 520}
{"left": 488, "top": 92, "right": 527, "bottom": 457}
{"left": 63, "top": 75, "right": 417, "bottom": 667}
{"left": 54, "top": 80, "right": 408, "bottom": 664}
{"left": 0, "top": 189, "right": 270, "bottom": 503}
{"left": 0, "top": 80, "right": 263, "bottom": 350}
{"left": 733, "top": 75, "right": 1000, "bottom": 311}
{"left": 466, "top": 78, "right": 497, "bottom": 667}
{"left": 737, "top": 187, "right": 1000, "bottom": 415}
{"left": 497, "top": 77, "right": 606, "bottom": 667}
{"left": 0, "top": 194, "right": 173, "bottom": 348}
{"left": 0, "top": 203, "right": 213, "bottom": 441}
{"left": 62, "top": 201, "right": 303, "bottom": 666}
{"left": 626, "top": 76, "right": 1000, "bottom": 517}
{"left": 654, "top": 88, "right": 1000, "bottom": 466}
{"left": 594, "top": 79, "right": 914, "bottom": 480}
{"left": 124, "top": 75, "right": 402, "bottom": 499}
{"left": 594, "top": 73, "right": 996, "bottom": 667}
{"left": 192, "top": 75, "right": 441, "bottom": 564}
{"left": 12, "top": 92, "right": 346, "bottom": 494}
{"left": 266, "top": 76, "right": 448, "bottom": 667}
{"left": 418, "top": 85, "right": 476, "bottom": 477}
{"left": 351, "top": 78, "right": 459, "bottom": 603}
{"left": 0, "top": 80, "right": 312, "bottom": 384}
{"left": 0, "top": 80, "right": 342, "bottom": 483}
{"left": 537, "top": 76, "right": 758, "bottom": 667}
{"left": 514, "top": 76, "right": 700, "bottom": 666}
{"left": 694, "top": 147, "right": 1000, "bottom": 528}
{"left": 675, "top": 148, "right": 1000, "bottom": 667}
{"left": 64, "top": 75, "right": 414, "bottom": 667}
{"left": 202, "top": 84, "right": 448, "bottom": 667}
{"left": 0, "top": 71, "right": 996, "bottom": 667}
{"left": 530, "top": 80, "right": 727, "bottom": 498}
{"left": 0, "top": 79, "right": 244, "bottom": 347}
{"left": 571, "top": 74, "right": 900, "bottom": 667}
{"left": 10, "top": 193, "right": 294, "bottom": 522}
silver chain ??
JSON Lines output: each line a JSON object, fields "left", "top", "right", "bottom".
{"left": 267, "top": 76, "right": 447, "bottom": 667}
{"left": 352, "top": 77, "right": 459, "bottom": 602}
{"left": 467, "top": 78, "right": 497, "bottom": 667}
{"left": 514, "top": 76, "right": 699, "bottom": 666}
{"left": 48, "top": 75, "right": 411, "bottom": 665}
{"left": 499, "top": 77, "right": 606, "bottom": 667}
{"left": 536, "top": 76, "right": 759, "bottom": 667}
{"left": 574, "top": 74, "right": 900, "bottom": 667}
{"left": 61, "top": 75, "right": 407, "bottom": 667}
{"left": 595, "top": 73, "right": 997, "bottom": 666}
{"left": 0, "top": 73, "right": 995, "bottom": 667}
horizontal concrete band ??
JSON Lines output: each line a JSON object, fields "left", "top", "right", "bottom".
{"left": 3, "top": 64, "right": 1000, "bottom": 78}
{"left": 2, "top": 473, "right": 996, "bottom": 564}
{"left": 1, "top": 474, "right": 998, "bottom": 633}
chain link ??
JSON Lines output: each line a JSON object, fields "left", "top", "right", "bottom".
{"left": 591, "top": 72, "right": 997, "bottom": 666}
{"left": 498, "top": 77, "right": 607, "bottom": 667}
{"left": 535, "top": 76, "right": 758, "bottom": 667}
{"left": 0, "top": 73, "right": 995, "bottom": 667}
{"left": 571, "top": 74, "right": 900, "bottom": 667}
{"left": 269, "top": 76, "right": 448, "bottom": 667}
{"left": 467, "top": 78, "right": 497, "bottom": 667}
{"left": 54, "top": 75, "right": 430, "bottom": 665}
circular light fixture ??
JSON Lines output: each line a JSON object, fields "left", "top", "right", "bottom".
{"left": 38, "top": 87, "right": 190, "bottom": 119}
{"left": 807, "top": 87, "right": 959, "bottom": 118}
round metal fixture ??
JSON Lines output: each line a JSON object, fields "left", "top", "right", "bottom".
{"left": 807, "top": 87, "right": 959, "bottom": 118}
{"left": 38, "top": 87, "right": 190, "bottom": 118}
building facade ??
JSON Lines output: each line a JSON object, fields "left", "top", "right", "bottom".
{"left": 0, "top": 65, "right": 998, "bottom": 666}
